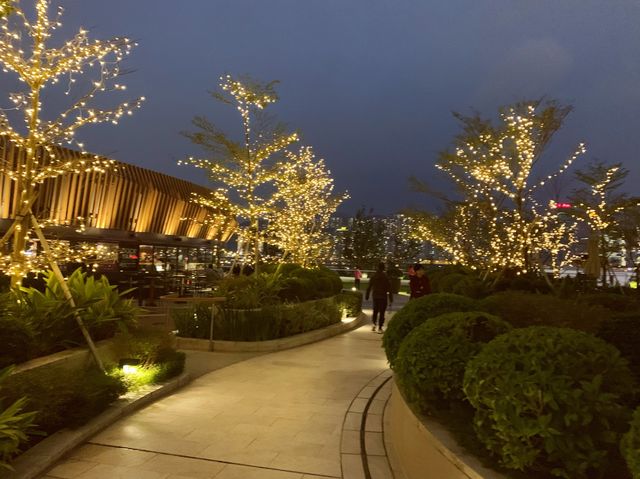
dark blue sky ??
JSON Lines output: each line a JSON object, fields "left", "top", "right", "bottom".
{"left": 15, "top": 1, "right": 640, "bottom": 213}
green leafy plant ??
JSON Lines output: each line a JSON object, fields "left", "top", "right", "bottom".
{"left": 0, "top": 367, "right": 38, "bottom": 470}
{"left": 216, "top": 272, "right": 284, "bottom": 309}
{"left": 174, "top": 296, "right": 341, "bottom": 341}
{"left": 3, "top": 366, "right": 126, "bottom": 439}
{"left": 337, "top": 290, "right": 363, "bottom": 317}
{"left": 580, "top": 292, "right": 640, "bottom": 313}
{"left": 622, "top": 407, "right": 640, "bottom": 479}
{"left": 382, "top": 293, "right": 477, "bottom": 368}
{"left": 395, "top": 311, "right": 511, "bottom": 410}
{"left": 15, "top": 269, "right": 139, "bottom": 354}
{"left": 0, "top": 293, "right": 34, "bottom": 368}
{"left": 463, "top": 326, "right": 636, "bottom": 478}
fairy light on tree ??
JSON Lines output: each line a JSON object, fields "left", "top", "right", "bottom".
{"left": 0, "top": 0, "right": 143, "bottom": 370}
{"left": 0, "top": 0, "right": 143, "bottom": 284}
{"left": 412, "top": 100, "right": 586, "bottom": 276}
{"left": 182, "top": 75, "right": 298, "bottom": 272}
{"left": 569, "top": 161, "right": 636, "bottom": 285}
{"left": 267, "top": 146, "right": 347, "bottom": 267}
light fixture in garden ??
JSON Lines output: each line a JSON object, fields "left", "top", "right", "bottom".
{"left": 119, "top": 358, "right": 141, "bottom": 376}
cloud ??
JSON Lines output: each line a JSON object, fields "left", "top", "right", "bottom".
{"left": 473, "top": 38, "right": 574, "bottom": 105}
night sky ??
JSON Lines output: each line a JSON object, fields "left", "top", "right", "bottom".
{"left": 9, "top": 1, "right": 640, "bottom": 214}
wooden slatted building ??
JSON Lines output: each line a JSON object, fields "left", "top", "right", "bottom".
{"left": 0, "top": 137, "right": 235, "bottom": 248}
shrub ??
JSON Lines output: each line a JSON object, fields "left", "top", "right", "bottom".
{"left": 478, "top": 291, "right": 610, "bottom": 333}
{"left": 215, "top": 273, "right": 284, "bottom": 309}
{"left": 174, "top": 296, "right": 341, "bottom": 341}
{"left": 597, "top": 314, "right": 640, "bottom": 382}
{"left": 395, "top": 311, "right": 510, "bottom": 410}
{"left": 580, "top": 292, "right": 640, "bottom": 313}
{"left": 382, "top": 293, "right": 477, "bottom": 368}
{"left": 0, "top": 294, "right": 33, "bottom": 367}
{"left": 491, "top": 271, "right": 552, "bottom": 294}
{"left": 15, "top": 269, "right": 138, "bottom": 355}
{"left": 337, "top": 290, "right": 363, "bottom": 317}
{"left": 622, "top": 407, "right": 640, "bottom": 479}
{"left": 0, "top": 367, "right": 37, "bottom": 470}
{"left": 3, "top": 366, "right": 126, "bottom": 439}
{"left": 433, "top": 273, "right": 490, "bottom": 299}
{"left": 463, "top": 326, "right": 636, "bottom": 478}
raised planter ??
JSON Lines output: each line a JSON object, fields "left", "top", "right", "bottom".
{"left": 176, "top": 311, "right": 367, "bottom": 352}
{"left": 385, "top": 381, "right": 506, "bottom": 479}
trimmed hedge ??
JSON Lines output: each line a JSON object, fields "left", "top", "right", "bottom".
{"left": 597, "top": 314, "right": 640, "bottom": 382}
{"left": 173, "top": 295, "right": 342, "bottom": 341}
{"left": 395, "top": 311, "right": 510, "bottom": 410}
{"left": 622, "top": 407, "right": 640, "bottom": 479}
{"left": 580, "top": 293, "right": 640, "bottom": 313}
{"left": 463, "top": 326, "right": 636, "bottom": 478}
{"left": 478, "top": 291, "right": 610, "bottom": 333}
{"left": 382, "top": 293, "right": 477, "bottom": 368}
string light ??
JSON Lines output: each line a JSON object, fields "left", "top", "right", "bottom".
{"left": 0, "top": 0, "right": 143, "bottom": 282}
{"left": 414, "top": 101, "right": 585, "bottom": 275}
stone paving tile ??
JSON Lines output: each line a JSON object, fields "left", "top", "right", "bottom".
{"left": 214, "top": 463, "right": 302, "bottom": 479}
{"left": 367, "top": 399, "right": 387, "bottom": 415}
{"left": 368, "top": 455, "right": 394, "bottom": 479}
{"left": 365, "top": 413, "right": 383, "bottom": 432}
{"left": 137, "top": 454, "right": 225, "bottom": 478}
{"left": 46, "top": 459, "right": 97, "bottom": 479}
{"left": 341, "top": 453, "right": 365, "bottom": 479}
{"left": 365, "top": 432, "right": 386, "bottom": 456}
{"left": 357, "top": 386, "right": 379, "bottom": 399}
{"left": 347, "top": 397, "right": 369, "bottom": 414}
{"left": 72, "top": 463, "right": 168, "bottom": 479}
{"left": 340, "top": 430, "right": 361, "bottom": 454}
{"left": 343, "top": 411, "right": 362, "bottom": 431}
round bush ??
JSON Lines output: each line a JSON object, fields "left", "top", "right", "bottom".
{"left": 622, "top": 407, "right": 640, "bottom": 479}
{"left": 382, "top": 293, "right": 477, "bottom": 368}
{"left": 463, "top": 326, "right": 636, "bottom": 478}
{"left": 479, "top": 291, "right": 610, "bottom": 333}
{"left": 395, "top": 311, "right": 511, "bottom": 410}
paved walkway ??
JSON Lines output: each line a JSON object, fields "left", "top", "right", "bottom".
{"left": 43, "top": 299, "right": 405, "bottom": 479}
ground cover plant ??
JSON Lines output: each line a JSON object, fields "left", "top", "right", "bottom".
{"left": 0, "top": 367, "right": 37, "bottom": 470}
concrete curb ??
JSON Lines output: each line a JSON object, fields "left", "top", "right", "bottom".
{"left": 8, "top": 373, "right": 193, "bottom": 479}
{"left": 176, "top": 311, "right": 368, "bottom": 352}
{"left": 385, "top": 381, "right": 506, "bottom": 479}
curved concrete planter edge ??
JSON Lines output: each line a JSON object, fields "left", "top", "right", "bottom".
{"left": 385, "top": 380, "right": 507, "bottom": 479}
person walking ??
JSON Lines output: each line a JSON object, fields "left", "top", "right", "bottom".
{"left": 354, "top": 266, "right": 362, "bottom": 290}
{"left": 365, "top": 262, "right": 393, "bottom": 333}
{"left": 409, "top": 263, "right": 431, "bottom": 299}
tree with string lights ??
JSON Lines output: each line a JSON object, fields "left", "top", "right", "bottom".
{"left": 182, "top": 75, "right": 298, "bottom": 272}
{"left": 568, "top": 160, "right": 637, "bottom": 285}
{"left": 0, "top": 0, "right": 143, "bottom": 369}
{"left": 412, "top": 100, "right": 586, "bottom": 277}
{"left": 266, "top": 146, "right": 347, "bottom": 267}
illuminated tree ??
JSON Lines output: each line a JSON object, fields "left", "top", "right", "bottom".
{"left": 569, "top": 161, "right": 636, "bottom": 284}
{"left": 386, "top": 215, "right": 424, "bottom": 266}
{"left": 412, "top": 100, "right": 586, "bottom": 276}
{"left": 267, "top": 146, "right": 347, "bottom": 267}
{"left": 182, "top": 75, "right": 298, "bottom": 272}
{"left": 0, "top": 0, "right": 143, "bottom": 368}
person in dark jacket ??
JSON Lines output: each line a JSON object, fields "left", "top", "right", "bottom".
{"left": 409, "top": 263, "right": 431, "bottom": 299}
{"left": 365, "top": 262, "right": 393, "bottom": 333}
